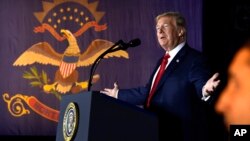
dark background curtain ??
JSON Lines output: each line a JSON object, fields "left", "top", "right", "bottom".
{"left": 203, "top": 0, "right": 250, "bottom": 100}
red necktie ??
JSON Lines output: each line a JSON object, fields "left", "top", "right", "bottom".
{"left": 146, "top": 53, "right": 170, "bottom": 107}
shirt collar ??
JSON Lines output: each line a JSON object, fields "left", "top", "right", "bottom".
{"left": 166, "top": 42, "right": 185, "bottom": 58}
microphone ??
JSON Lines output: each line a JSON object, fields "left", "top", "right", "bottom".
{"left": 120, "top": 38, "right": 141, "bottom": 48}
{"left": 87, "top": 38, "right": 141, "bottom": 91}
{"left": 111, "top": 38, "right": 141, "bottom": 52}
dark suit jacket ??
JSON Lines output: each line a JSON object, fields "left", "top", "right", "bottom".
{"left": 118, "top": 44, "right": 217, "bottom": 141}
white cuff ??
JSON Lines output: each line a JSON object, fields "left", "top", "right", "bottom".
{"left": 201, "top": 95, "right": 210, "bottom": 101}
{"left": 114, "top": 90, "right": 119, "bottom": 99}
{"left": 201, "top": 86, "right": 210, "bottom": 101}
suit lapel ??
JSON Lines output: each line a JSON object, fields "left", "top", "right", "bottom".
{"left": 156, "top": 45, "right": 189, "bottom": 90}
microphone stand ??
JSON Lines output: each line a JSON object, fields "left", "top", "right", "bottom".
{"left": 87, "top": 41, "right": 123, "bottom": 91}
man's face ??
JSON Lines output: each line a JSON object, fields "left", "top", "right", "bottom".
{"left": 156, "top": 16, "right": 181, "bottom": 51}
{"left": 216, "top": 47, "right": 250, "bottom": 129}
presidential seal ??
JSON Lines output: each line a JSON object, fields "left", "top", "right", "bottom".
{"left": 63, "top": 102, "right": 79, "bottom": 141}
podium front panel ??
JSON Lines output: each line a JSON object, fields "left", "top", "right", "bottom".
{"left": 56, "top": 91, "right": 159, "bottom": 141}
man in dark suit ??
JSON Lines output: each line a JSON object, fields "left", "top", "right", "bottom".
{"left": 101, "top": 12, "right": 221, "bottom": 141}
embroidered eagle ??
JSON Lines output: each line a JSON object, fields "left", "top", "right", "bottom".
{"left": 13, "top": 29, "right": 128, "bottom": 94}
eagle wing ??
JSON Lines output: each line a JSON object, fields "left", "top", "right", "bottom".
{"left": 78, "top": 39, "right": 129, "bottom": 67}
{"left": 13, "top": 42, "right": 63, "bottom": 66}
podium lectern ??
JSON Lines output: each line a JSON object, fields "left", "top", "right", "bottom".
{"left": 56, "top": 91, "right": 159, "bottom": 141}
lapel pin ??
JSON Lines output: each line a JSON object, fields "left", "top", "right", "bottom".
{"left": 176, "top": 59, "right": 179, "bottom": 63}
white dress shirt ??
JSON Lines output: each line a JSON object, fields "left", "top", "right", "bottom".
{"left": 150, "top": 42, "right": 185, "bottom": 90}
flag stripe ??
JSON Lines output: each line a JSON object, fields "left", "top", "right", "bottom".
{"left": 60, "top": 62, "right": 77, "bottom": 78}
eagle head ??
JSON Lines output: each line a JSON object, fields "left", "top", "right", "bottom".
{"left": 61, "top": 29, "right": 80, "bottom": 56}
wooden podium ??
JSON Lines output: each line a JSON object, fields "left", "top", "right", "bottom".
{"left": 56, "top": 91, "right": 159, "bottom": 141}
